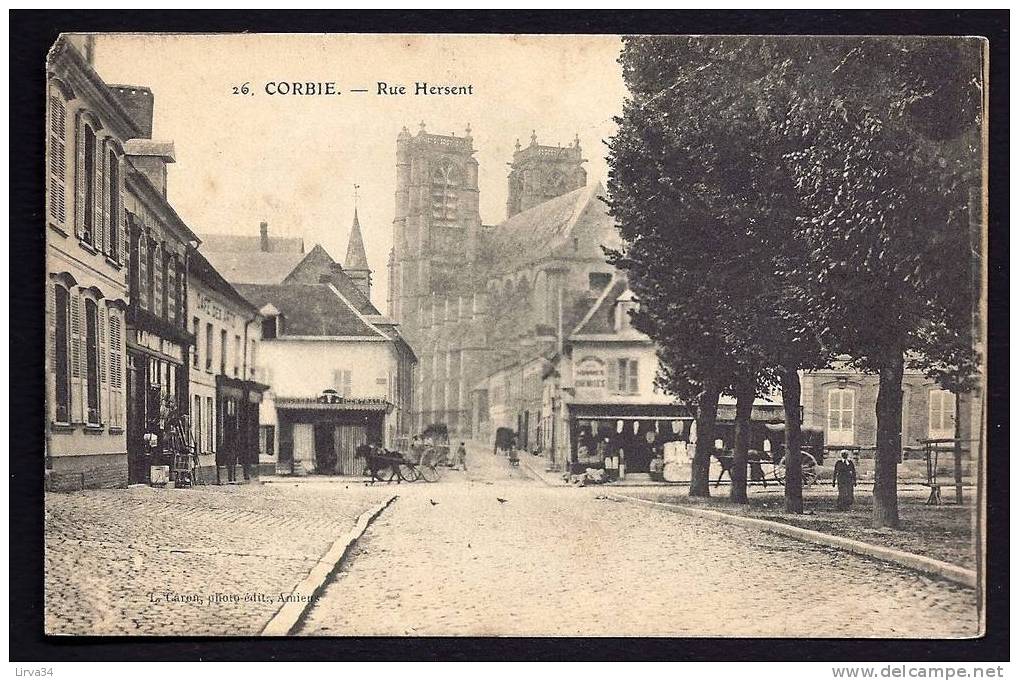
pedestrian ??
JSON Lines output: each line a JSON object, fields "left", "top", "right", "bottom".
{"left": 454, "top": 441, "right": 468, "bottom": 471}
{"left": 833, "top": 449, "right": 857, "bottom": 510}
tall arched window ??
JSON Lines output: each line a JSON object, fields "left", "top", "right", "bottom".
{"left": 78, "top": 122, "right": 97, "bottom": 244}
{"left": 48, "top": 84, "right": 70, "bottom": 229}
{"left": 431, "top": 161, "right": 460, "bottom": 221}
{"left": 106, "top": 146, "right": 122, "bottom": 261}
{"left": 84, "top": 298, "right": 101, "bottom": 425}
{"left": 52, "top": 284, "right": 71, "bottom": 423}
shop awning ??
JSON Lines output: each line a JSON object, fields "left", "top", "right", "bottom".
{"left": 275, "top": 397, "right": 392, "bottom": 413}
{"left": 567, "top": 403, "right": 695, "bottom": 420}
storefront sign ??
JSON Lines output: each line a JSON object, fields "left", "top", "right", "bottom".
{"left": 575, "top": 357, "right": 606, "bottom": 391}
{"left": 198, "top": 292, "right": 237, "bottom": 325}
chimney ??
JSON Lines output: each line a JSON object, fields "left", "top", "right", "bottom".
{"left": 260, "top": 221, "right": 270, "bottom": 252}
{"left": 124, "top": 139, "right": 175, "bottom": 198}
{"left": 109, "top": 86, "right": 154, "bottom": 138}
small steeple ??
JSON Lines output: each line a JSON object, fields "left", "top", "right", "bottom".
{"left": 345, "top": 186, "right": 370, "bottom": 272}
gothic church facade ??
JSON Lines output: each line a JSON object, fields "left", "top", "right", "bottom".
{"left": 386, "top": 124, "right": 620, "bottom": 440}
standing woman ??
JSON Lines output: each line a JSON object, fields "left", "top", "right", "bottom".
{"left": 833, "top": 450, "right": 857, "bottom": 510}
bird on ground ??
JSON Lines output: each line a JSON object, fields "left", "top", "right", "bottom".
{"left": 496, "top": 497, "right": 509, "bottom": 504}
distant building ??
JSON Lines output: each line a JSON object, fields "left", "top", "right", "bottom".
{"left": 187, "top": 250, "right": 268, "bottom": 483}
{"left": 800, "top": 361, "right": 979, "bottom": 455}
{"left": 387, "top": 123, "right": 620, "bottom": 441}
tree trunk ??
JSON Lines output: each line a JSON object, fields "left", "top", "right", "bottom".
{"left": 873, "top": 352, "right": 904, "bottom": 528}
{"left": 730, "top": 377, "right": 755, "bottom": 504}
{"left": 690, "top": 382, "right": 721, "bottom": 498}
{"left": 780, "top": 367, "right": 803, "bottom": 514}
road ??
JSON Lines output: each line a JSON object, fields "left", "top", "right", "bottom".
{"left": 300, "top": 443, "right": 979, "bottom": 637}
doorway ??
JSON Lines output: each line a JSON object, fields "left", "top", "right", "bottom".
{"left": 313, "top": 423, "right": 337, "bottom": 474}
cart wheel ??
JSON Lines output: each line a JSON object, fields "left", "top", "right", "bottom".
{"left": 398, "top": 463, "right": 420, "bottom": 482}
{"left": 419, "top": 464, "right": 441, "bottom": 483}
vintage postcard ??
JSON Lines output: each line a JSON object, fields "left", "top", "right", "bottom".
{"left": 43, "top": 32, "right": 986, "bottom": 638}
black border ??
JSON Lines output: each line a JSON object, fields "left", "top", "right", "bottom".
{"left": 10, "top": 9, "right": 1009, "bottom": 663}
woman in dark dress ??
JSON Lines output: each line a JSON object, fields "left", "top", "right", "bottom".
{"left": 832, "top": 449, "right": 857, "bottom": 510}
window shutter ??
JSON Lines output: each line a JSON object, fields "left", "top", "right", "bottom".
{"left": 109, "top": 309, "right": 123, "bottom": 427}
{"left": 607, "top": 358, "right": 618, "bottom": 394}
{"left": 47, "top": 283, "right": 57, "bottom": 368}
{"left": 98, "top": 305, "right": 108, "bottom": 424}
{"left": 48, "top": 96, "right": 68, "bottom": 225}
{"left": 343, "top": 370, "right": 352, "bottom": 398}
{"left": 95, "top": 137, "right": 107, "bottom": 252}
{"left": 74, "top": 120, "right": 86, "bottom": 239}
{"left": 332, "top": 369, "right": 341, "bottom": 392}
{"left": 69, "top": 291, "right": 84, "bottom": 423}
{"left": 628, "top": 359, "right": 639, "bottom": 394}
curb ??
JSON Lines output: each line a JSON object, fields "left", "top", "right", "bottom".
{"left": 608, "top": 493, "right": 977, "bottom": 589}
{"left": 517, "top": 454, "right": 565, "bottom": 487}
{"left": 261, "top": 494, "right": 397, "bottom": 636}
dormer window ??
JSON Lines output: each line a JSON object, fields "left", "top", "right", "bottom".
{"left": 262, "top": 314, "right": 281, "bottom": 339}
{"left": 614, "top": 288, "right": 639, "bottom": 332}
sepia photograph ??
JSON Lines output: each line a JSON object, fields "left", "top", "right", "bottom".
{"left": 34, "top": 25, "right": 991, "bottom": 647}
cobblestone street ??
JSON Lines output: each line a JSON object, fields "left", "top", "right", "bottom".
{"left": 301, "top": 444, "right": 980, "bottom": 637}
{"left": 45, "top": 482, "right": 392, "bottom": 635}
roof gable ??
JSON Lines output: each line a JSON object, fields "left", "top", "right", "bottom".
{"left": 234, "top": 283, "right": 383, "bottom": 338}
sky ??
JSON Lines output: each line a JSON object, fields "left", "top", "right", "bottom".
{"left": 91, "top": 33, "right": 628, "bottom": 307}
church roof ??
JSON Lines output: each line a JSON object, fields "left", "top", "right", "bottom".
{"left": 198, "top": 232, "right": 305, "bottom": 254}
{"left": 481, "top": 182, "right": 616, "bottom": 276}
{"left": 344, "top": 209, "right": 370, "bottom": 271}
{"left": 234, "top": 283, "right": 383, "bottom": 338}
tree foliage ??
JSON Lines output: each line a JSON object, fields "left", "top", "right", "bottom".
{"left": 607, "top": 36, "right": 983, "bottom": 522}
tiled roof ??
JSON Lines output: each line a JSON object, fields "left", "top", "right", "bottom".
{"left": 198, "top": 233, "right": 305, "bottom": 253}
{"left": 572, "top": 276, "right": 630, "bottom": 336}
{"left": 234, "top": 283, "right": 382, "bottom": 338}
{"left": 200, "top": 249, "right": 307, "bottom": 286}
{"left": 480, "top": 182, "right": 617, "bottom": 275}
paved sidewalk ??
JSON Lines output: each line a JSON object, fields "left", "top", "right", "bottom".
{"left": 45, "top": 482, "right": 392, "bottom": 635}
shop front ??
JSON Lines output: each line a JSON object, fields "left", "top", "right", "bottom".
{"left": 215, "top": 375, "right": 269, "bottom": 483}
{"left": 275, "top": 397, "right": 390, "bottom": 476}
{"left": 125, "top": 325, "right": 190, "bottom": 484}
{"left": 565, "top": 403, "right": 695, "bottom": 479}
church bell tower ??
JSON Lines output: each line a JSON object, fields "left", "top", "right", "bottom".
{"left": 505, "top": 131, "right": 587, "bottom": 218}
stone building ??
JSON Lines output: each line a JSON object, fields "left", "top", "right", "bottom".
{"left": 386, "top": 124, "right": 620, "bottom": 441}
{"left": 44, "top": 36, "right": 150, "bottom": 489}
{"left": 187, "top": 250, "right": 268, "bottom": 483}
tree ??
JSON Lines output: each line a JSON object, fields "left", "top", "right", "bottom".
{"left": 779, "top": 37, "right": 984, "bottom": 527}
{"left": 607, "top": 36, "right": 828, "bottom": 508}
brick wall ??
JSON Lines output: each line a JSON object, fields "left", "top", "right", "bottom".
{"left": 46, "top": 454, "right": 128, "bottom": 491}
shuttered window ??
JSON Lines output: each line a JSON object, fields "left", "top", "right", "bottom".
{"left": 108, "top": 307, "right": 124, "bottom": 428}
{"left": 85, "top": 299, "right": 101, "bottom": 425}
{"left": 77, "top": 122, "right": 97, "bottom": 244}
{"left": 48, "top": 93, "right": 68, "bottom": 226}
{"left": 107, "top": 148, "right": 121, "bottom": 261}
{"left": 333, "top": 369, "right": 352, "bottom": 397}
{"left": 69, "top": 290, "right": 84, "bottom": 423}
{"left": 53, "top": 285, "right": 71, "bottom": 423}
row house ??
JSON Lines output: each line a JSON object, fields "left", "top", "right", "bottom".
{"left": 188, "top": 250, "right": 268, "bottom": 483}
{"left": 45, "top": 36, "right": 136, "bottom": 490}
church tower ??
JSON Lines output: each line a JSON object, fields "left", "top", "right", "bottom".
{"left": 344, "top": 208, "right": 372, "bottom": 301}
{"left": 505, "top": 131, "right": 587, "bottom": 218}
{"left": 388, "top": 122, "right": 481, "bottom": 331}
